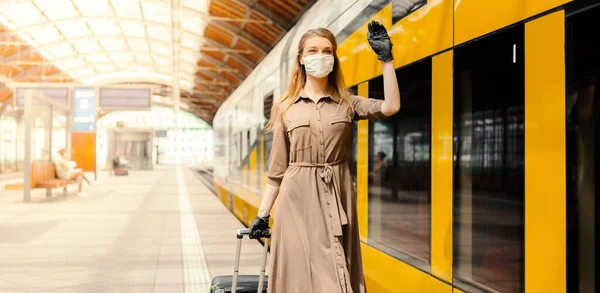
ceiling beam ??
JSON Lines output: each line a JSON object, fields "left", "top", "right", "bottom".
{"left": 198, "top": 54, "right": 246, "bottom": 81}
{"left": 186, "top": 100, "right": 216, "bottom": 107}
{"left": 167, "top": 87, "right": 227, "bottom": 96}
{"left": 0, "top": 47, "right": 34, "bottom": 72}
{"left": 187, "top": 104, "right": 216, "bottom": 111}
{"left": 197, "top": 66, "right": 240, "bottom": 73}
{"left": 290, "top": 0, "right": 319, "bottom": 25}
{"left": 200, "top": 47, "right": 253, "bottom": 54}
{"left": 233, "top": 0, "right": 292, "bottom": 30}
{"left": 0, "top": 63, "right": 60, "bottom": 81}
{"left": 194, "top": 72, "right": 235, "bottom": 88}
{"left": 194, "top": 79, "right": 231, "bottom": 87}
{"left": 202, "top": 38, "right": 255, "bottom": 70}
{"left": 210, "top": 21, "right": 269, "bottom": 54}
{"left": 187, "top": 94, "right": 226, "bottom": 106}
{"left": 182, "top": 94, "right": 221, "bottom": 104}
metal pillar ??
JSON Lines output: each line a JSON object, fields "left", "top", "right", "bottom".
{"left": 66, "top": 87, "right": 73, "bottom": 157}
{"left": 15, "top": 115, "right": 20, "bottom": 172}
{"left": 171, "top": 0, "right": 182, "bottom": 165}
{"left": 48, "top": 104, "right": 53, "bottom": 162}
{"left": 23, "top": 89, "right": 32, "bottom": 202}
{"left": 0, "top": 100, "right": 7, "bottom": 171}
{"left": 93, "top": 87, "right": 99, "bottom": 182}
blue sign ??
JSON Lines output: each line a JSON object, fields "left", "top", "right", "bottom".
{"left": 73, "top": 88, "right": 96, "bottom": 132}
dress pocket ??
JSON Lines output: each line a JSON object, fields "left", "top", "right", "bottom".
{"left": 288, "top": 119, "right": 310, "bottom": 132}
{"left": 287, "top": 119, "right": 311, "bottom": 147}
{"left": 287, "top": 118, "right": 312, "bottom": 162}
{"left": 329, "top": 115, "right": 351, "bottom": 124}
{"left": 329, "top": 115, "right": 351, "bottom": 134}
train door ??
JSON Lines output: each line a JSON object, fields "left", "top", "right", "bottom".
{"left": 453, "top": 23, "right": 525, "bottom": 293}
{"left": 566, "top": 3, "right": 599, "bottom": 292}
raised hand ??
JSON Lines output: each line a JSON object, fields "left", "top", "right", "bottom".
{"left": 367, "top": 20, "right": 393, "bottom": 62}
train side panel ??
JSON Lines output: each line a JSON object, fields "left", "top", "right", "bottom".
{"left": 211, "top": 0, "right": 583, "bottom": 293}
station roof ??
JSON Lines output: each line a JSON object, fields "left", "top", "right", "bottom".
{"left": 0, "top": 0, "right": 315, "bottom": 125}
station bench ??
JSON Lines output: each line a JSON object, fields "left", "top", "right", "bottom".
{"left": 4, "top": 161, "right": 74, "bottom": 197}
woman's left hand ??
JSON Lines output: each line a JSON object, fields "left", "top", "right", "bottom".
{"left": 367, "top": 20, "right": 393, "bottom": 62}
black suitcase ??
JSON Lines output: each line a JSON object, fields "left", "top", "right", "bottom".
{"left": 209, "top": 228, "right": 270, "bottom": 293}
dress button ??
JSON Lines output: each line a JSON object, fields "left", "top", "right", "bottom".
{"left": 320, "top": 153, "right": 324, "bottom": 157}
{"left": 329, "top": 214, "right": 332, "bottom": 218}
{"left": 327, "top": 201, "right": 330, "bottom": 205}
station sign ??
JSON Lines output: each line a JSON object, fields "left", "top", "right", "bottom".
{"left": 99, "top": 88, "right": 151, "bottom": 110}
{"left": 15, "top": 88, "right": 68, "bottom": 107}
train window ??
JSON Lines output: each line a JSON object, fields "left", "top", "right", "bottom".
{"left": 264, "top": 93, "right": 274, "bottom": 122}
{"left": 367, "top": 58, "right": 432, "bottom": 270}
{"left": 263, "top": 92, "right": 275, "bottom": 177}
{"left": 566, "top": 4, "right": 599, "bottom": 293}
{"left": 256, "top": 124, "right": 262, "bottom": 192}
{"left": 239, "top": 131, "right": 243, "bottom": 169}
{"left": 452, "top": 24, "right": 524, "bottom": 293}
{"left": 263, "top": 131, "right": 272, "bottom": 174}
{"left": 247, "top": 129, "right": 251, "bottom": 186}
{"left": 392, "top": 0, "right": 427, "bottom": 24}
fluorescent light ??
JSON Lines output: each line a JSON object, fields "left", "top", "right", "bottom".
{"left": 513, "top": 44, "right": 516, "bottom": 63}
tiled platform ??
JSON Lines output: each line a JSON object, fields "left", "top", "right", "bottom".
{"left": 0, "top": 165, "right": 268, "bottom": 293}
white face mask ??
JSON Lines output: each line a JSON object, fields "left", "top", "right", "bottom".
{"left": 303, "top": 54, "right": 334, "bottom": 78}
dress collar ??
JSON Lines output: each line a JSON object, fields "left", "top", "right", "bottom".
{"left": 294, "top": 89, "right": 340, "bottom": 104}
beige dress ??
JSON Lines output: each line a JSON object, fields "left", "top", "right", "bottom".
{"left": 266, "top": 90, "right": 386, "bottom": 293}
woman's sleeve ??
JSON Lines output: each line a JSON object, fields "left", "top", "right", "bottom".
{"left": 350, "top": 95, "right": 387, "bottom": 120}
{"left": 266, "top": 106, "right": 290, "bottom": 187}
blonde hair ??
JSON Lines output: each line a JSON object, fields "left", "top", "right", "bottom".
{"left": 265, "top": 28, "right": 352, "bottom": 131}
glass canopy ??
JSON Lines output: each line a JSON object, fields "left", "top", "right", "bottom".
{"left": 0, "top": 0, "right": 208, "bottom": 92}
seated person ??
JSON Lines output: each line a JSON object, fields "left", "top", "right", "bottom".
{"left": 112, "top": 151, "right": 130, "bottom": 170}
{"left": 369, "top": 151, "right": 388, "bottom": 185}
{"left": 55, "top": 148, "right": 91, "bottom": 197}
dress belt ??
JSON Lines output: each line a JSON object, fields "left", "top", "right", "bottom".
{"left": 290, "top": 159, "right": 348, "bottom": 236}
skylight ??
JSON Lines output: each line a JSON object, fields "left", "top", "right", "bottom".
{"left": 0, "top": 0, "right": 209, "bottom": 93}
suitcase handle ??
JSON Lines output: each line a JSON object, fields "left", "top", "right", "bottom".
{"left": 232, "top": 228, "right": 270, "bottom": 293}
{"left": 237, "top": 228, "right": 271, "bottom": 239}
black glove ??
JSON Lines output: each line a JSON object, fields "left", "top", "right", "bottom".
{"left": 367, "top": 20, "right": 393, "bottom": 62}
{"left": 249, "top": 215, "right": 270, "bottom": 239}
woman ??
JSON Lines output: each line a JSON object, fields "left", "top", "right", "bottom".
{"left": 55, "top": 148, "right": 91, "bottom": 197}
{"left": 249, "top": 21, "right": 400, "bottom": 293}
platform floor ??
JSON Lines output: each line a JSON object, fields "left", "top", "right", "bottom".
{"left": 0, "top": 165, "right": 268, "bottom": 293}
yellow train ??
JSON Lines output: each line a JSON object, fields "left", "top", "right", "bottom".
{"left": 211, "top": 0, "right": 598, "bottom": 292}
